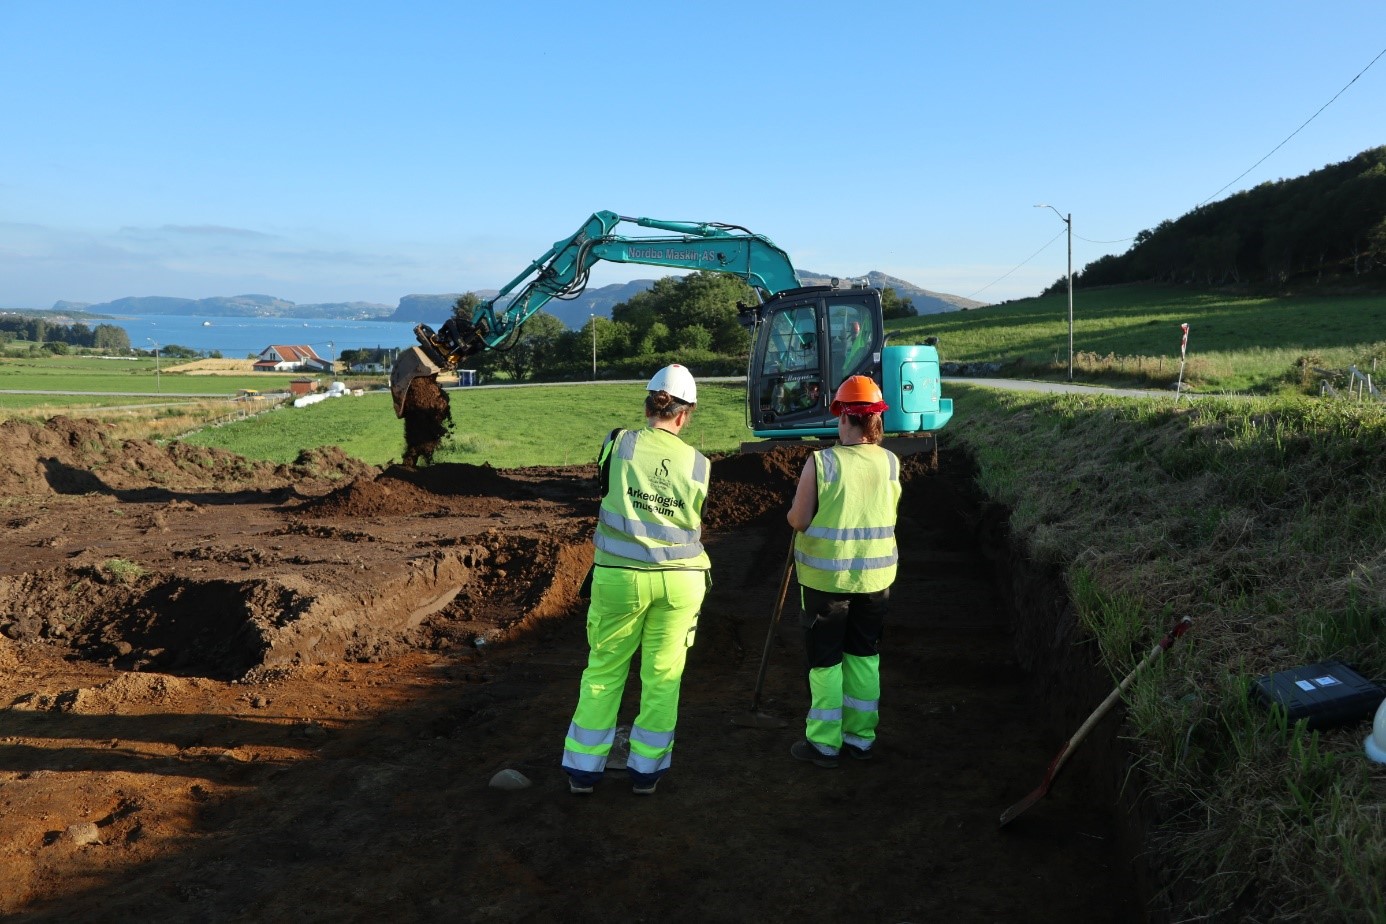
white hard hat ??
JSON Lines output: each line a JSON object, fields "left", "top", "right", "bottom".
{"left": 647, "top": 363, "right": 697, "bottom": 404}
{"left": 1367, "top": 697, "right": 1386, "bottom": 764}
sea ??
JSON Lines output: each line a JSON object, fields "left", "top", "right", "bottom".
{"left": 111, "top": 315, "right": 427, "bottom": 359}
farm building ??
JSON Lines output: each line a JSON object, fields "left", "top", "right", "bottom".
{"left": 254, "top": 345, "right": 332, "bottom": 373}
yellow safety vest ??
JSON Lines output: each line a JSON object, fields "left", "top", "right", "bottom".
{"left": 794, "top": 444, "right": 901, "bottom": 593}
{"left": 593, "top": 427, "right": 711, "bottom": 570}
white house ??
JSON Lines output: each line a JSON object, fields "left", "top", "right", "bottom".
{"left": 254, "top": 344, "right": 332, "bottom": 373}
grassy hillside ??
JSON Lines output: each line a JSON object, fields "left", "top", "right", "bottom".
{"left": 890, "top": 284, "right": 1386, "bottom": 394}
{"left": 944, "top": 386, "right": 1385, "bottom": 921}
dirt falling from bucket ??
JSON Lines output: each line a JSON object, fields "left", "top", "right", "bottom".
{"left": 402, "top": 376, "right": 454, "bottom": 467}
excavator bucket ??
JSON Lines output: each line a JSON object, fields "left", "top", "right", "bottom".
{"left": 389, "top": 346, "right": 444, "bottom": 418}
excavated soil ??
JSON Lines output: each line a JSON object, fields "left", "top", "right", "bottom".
{"left": 0, "top": 417, "right": 1142, "bottom": 922}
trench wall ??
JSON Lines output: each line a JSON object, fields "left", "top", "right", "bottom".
{"left": 975, "top": 498, "right": 1168, "bottom": 922}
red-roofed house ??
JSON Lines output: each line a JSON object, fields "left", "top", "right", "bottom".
{"left": 254, "top": 344, "right": 333, "bottom": 373}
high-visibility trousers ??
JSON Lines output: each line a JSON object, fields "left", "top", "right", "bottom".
{"left": 562, "top": 566, "right": 705, "bottom": 788}
{"left": 801, "top": 585, "right": 887, "bottom": 755}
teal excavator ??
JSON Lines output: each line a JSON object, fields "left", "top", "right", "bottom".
{"left": 390, "top": 210, "right": 952, "bottom": 447}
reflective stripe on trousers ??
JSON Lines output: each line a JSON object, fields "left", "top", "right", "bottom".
{"left": 562, "top": 567, "right": 705, "bottom": 787}
{"left": 805, "top": 653, "right": 881, "bottom": 753}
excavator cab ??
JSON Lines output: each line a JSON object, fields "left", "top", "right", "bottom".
{"left": 747, "top": 284, "right": 883, "bottom": 437}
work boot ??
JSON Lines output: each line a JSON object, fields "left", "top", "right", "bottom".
{"left": 790, "top": 739, "right": 838, "bottom": 768}
{"left": 843, "top": 743, "right": 874, "bottom": 761}
{"left": 568, "top": 778, "right": 594, "bottom": 795}
{"left": 632, "top": 780, "right": 658, "bottom": 796}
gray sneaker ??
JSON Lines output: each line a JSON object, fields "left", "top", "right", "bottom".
{"left": 569, "top": 779, "right": 594, "bottom": 795}
{"left": 632, "top": 780, "right": 658, "bottom": 795}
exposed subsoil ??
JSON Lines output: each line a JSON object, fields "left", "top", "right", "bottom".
{"left": 0, "top": 416, "right": 1142, "bottom": 922}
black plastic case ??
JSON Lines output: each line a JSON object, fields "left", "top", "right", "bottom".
{"left": 1252, "top": 660, "right": 1385, "bottom": 730}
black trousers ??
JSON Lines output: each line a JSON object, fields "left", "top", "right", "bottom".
{"left": 799, "top": 585, "right": 890, "bottom": 670}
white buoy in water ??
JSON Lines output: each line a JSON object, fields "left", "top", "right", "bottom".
{"left": 1367, "top": 698, "right": 1386, "bottom": 764}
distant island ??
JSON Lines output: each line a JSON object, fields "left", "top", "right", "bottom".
{"left": 54, "top": 271, "right": 983, "bottom": 331}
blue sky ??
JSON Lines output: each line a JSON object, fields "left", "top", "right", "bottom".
{"left": 2, "top": 1, "right": 1384, "bottom": 311}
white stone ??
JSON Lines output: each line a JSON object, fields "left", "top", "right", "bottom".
{"left": 488, "top": 768, "right": 532, "bottom": 790}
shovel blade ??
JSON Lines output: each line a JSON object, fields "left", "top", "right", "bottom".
{"left": 998, "top": 783, "right": 1048, "bottom": 828}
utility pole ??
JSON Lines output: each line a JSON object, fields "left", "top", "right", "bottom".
{"left": 591, "top": 314, "right": 597, "bottom": 379}
{"left": 1035, "top": 204, "right": 1074, "bottom": 381}
{"left": 147, "top": 338, "right": 161, "bottom": 393}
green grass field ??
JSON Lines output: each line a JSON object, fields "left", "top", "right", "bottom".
{"left": 889, "top": 286, "right": 1386, "bottom": 393}
{"left": 178, "top": 382, "right": 754, "bottom": 467}
{"left": 0, "top": 353, "right": 298, "bottom": 396}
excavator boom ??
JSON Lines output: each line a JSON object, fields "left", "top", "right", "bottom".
{"left": 391, "top": 211, "right": 801, "bottom": 415}
{"left": 389, "top": 209, "right": 952, "bottom": 451}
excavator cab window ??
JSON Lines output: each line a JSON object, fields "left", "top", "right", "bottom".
{"left": 755, "top": 303, "right": 826, "bottom": 426}
{"left": 827, "top": 300, "right": 878, "bottom": 386}
{"left": 749, "top": 288, "right": 884, "bottom": 434}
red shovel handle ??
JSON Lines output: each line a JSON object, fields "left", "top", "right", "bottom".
{"left": 999, "top": 615, "right": 1193, "bottom": 828}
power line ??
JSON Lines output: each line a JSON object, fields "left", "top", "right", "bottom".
{"left": 969, "top": 45, "right": 1385, "bottom": 302}
{"left": 1199, "top": 44, "right": 1386, "bottom": 206}
{"left": 966, "top": 228, "right": 1066, "bottom": 300}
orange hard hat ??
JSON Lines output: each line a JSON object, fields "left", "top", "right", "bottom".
{"left": 830, "top": 375, "right": 887, "bottom": 416}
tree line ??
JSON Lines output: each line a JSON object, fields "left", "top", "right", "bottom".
{"left": 0, "top": 317, "right": 132, "bottom": 352}
{"left": 449, "top": 271, "right": 917, "bottom": 382}
{"left": 1046, "top": 146, "right": 1386, "bottom": 296}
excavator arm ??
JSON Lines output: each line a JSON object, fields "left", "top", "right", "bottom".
{"left": 390, "top": 211, "right": 801, "bottom": 416}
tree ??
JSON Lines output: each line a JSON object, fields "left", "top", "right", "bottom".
{"left": 880, "top": 287, "right": 918, "bottom": 320}
{"left": 475, "top": 311, "right": 567, "bottom": 381}
{"left": 674, "top": 324, "right": 713, "bottom": 352}
{"left": 452, "top": 292, "right": 482, "bottom": 319}
{"left": 638, "top": 321, "right": 671, "bottom": 355}
{"left": 611, "top": 271, "right": 754, "bottom": 357}
{"left": 93, "top": 324, "right": 130, "bottom": 353}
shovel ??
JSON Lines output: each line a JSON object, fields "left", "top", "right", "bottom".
{"left": 730, "top": 537, "right": 796, "bottom": 729}
{"left": 999, "top": 615, "right": 1193, "bottom": 828}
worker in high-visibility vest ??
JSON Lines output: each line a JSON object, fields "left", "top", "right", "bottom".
{"left": 562, "top": 364, "right": 711, "bottom": 795}
{"left": 785, "top": 375, "right": 902, "bottom": 767}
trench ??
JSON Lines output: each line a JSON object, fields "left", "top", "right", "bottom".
{"left": 2, "top": 442, "right": 1160, "bottom": 921}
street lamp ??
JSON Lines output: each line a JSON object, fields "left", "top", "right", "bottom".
{"left": 1035, "top": 204, "right": 1074, "bottom": 381}
{"left": 327, "top": 341, "right": 335, "bottom": 375}
{"left": 590, "top": 314, "right": 597, "bottom": 379}
{"left": 146, "top": 338, "right": 161, "bottom": 393}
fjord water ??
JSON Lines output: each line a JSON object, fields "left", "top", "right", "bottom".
{"left": 114, "top": 315, "right": 424, "bottom": 358}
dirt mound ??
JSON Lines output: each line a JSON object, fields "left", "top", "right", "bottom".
{"left": 704, "top": 444, "right": 812, "bottom": 528}
{"left": 9, "top": 672, "right": 210, "bottom": 714}
{"left": 0, "top": 417, "right": 376, "bottom": 497}
{"left": 300, "top": 462, "right": 534, "bottom": 518}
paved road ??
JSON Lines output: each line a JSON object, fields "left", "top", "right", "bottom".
{"left": 1, "top": 378, "right": 1189, "bottom": 401}
{"left": 943, "top": 377, "right": 1186, "bottom": 399}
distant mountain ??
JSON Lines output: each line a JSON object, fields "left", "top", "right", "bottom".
{"left": 58, "top": 271, "right": 981, "bottom": 331}
{"left": 392, "top": 273, "right": 980, "bottom": 330}
{"left": 61, "top": 294, "right": 395, "bottom": 320}
{"left": 382, "top": 281, "right": 658, "bottom": 330}
{"left": 799, "top": 271, "right": 986, "bottom": 313}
